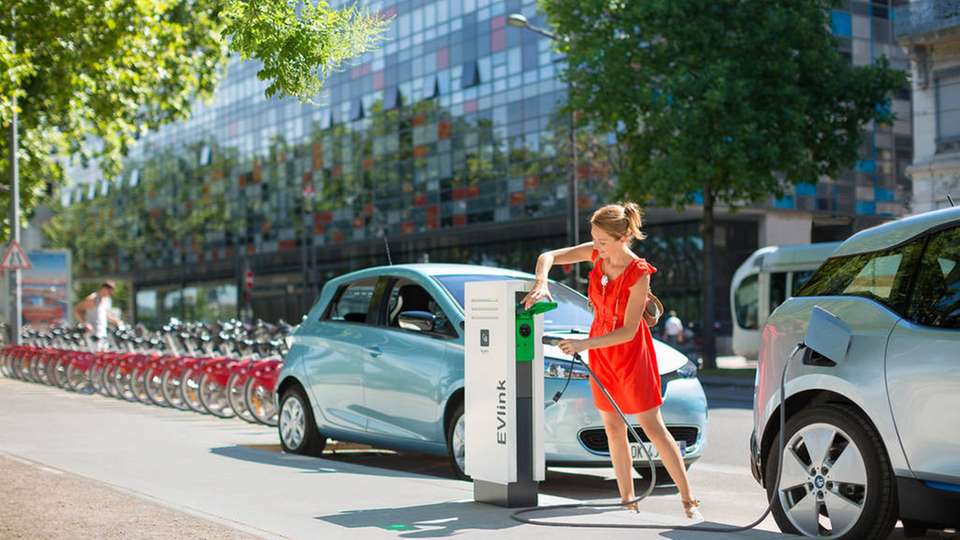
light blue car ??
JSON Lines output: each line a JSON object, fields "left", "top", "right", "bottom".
{"left": 275, "top": 264, "right": 707, "bottom": 478}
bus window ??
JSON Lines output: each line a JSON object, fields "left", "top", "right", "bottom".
{"left": 735, "top": 274, "right": 759, "bottom": 330}
{"left": 792, "top": 270, "right": 815, "bottom": 295}
{"left": 770, "top": 272, "right": 787, "bottom": 315}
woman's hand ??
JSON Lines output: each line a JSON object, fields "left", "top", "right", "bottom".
{"left": 557, "top": 338, "right": 589, "bottom": 356}
{"left": 521, "top": 279, "right": 554, "bottom": 310}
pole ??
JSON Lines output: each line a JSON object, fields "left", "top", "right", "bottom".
{"left": 568, "top": 79, "right": 580, "bottom": 292}
{"left": 9, "top": 9, "right": 22, "bottom": 345}
{"left": 301, "top": 200, "right": 308, "bottom": 311}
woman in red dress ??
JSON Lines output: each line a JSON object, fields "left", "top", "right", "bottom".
{"left": 521, "top": 202, "right": 701, "bottom": 519}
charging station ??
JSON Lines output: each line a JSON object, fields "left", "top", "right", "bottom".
{"left": 464, "top": 280, "right": 556, "bottom": 508}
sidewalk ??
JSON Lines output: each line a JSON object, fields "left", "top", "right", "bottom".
{"left": 0, "top": 453, "right": 258, "bottom": 540}
{"left": 697, "top": 355, "right": 756, "bottom": 389}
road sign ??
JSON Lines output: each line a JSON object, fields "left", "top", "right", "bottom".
{"left": 0, "top": 240, "right": 31, "bottom": 271}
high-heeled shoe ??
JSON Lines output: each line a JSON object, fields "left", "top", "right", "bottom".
{"left": 621, "top": 498, "right": 639, "bottom": 513}
{"left": 681, "top": 498, "right": 702, "bottom": 520}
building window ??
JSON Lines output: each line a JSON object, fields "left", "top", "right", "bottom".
{"left": 935, "top": 68, "right": 960, "bottom": 153}
{"left": 831, "top": 10, "right": 852, "bottom": 38}
{"left": 461, "top": 60, "right": 480, "bottom": 89}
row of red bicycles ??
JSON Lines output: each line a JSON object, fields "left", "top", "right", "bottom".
{"left": 0, "top": 320, "right": 292, "bottom": 426}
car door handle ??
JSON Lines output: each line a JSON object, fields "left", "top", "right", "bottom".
{"left": 366, "top": 346, "right": 382, "bottom": 357}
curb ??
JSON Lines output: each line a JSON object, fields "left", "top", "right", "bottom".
{"left": 698, "top": 376, "right": 755, "bottom": 389}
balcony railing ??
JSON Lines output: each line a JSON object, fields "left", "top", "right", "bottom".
{"left": 895, "top": 0, "right": 960, "bottom": 39}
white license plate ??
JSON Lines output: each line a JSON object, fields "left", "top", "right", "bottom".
{"left": 630, "top": 440, "right": 686, "bottom": 460}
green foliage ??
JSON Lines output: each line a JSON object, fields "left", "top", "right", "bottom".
{"left": 540, "top": 0, "right": 907, "bottom": 208}
{"left": 1, "top": 0, "right": 388, "bottom": 242}
{"left": 225, "top": 1, "right": 389, "bottom": 100}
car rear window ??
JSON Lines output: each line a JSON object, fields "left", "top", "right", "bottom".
{"left": 797, "top": 241, "right": 921, "bottom": 311}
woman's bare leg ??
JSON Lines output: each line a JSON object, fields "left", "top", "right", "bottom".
{"left": 599, "top": 409, "right": 636, "bottom": 504}
{"left": 634, "top": 407, "right": 695, "bottom": 503}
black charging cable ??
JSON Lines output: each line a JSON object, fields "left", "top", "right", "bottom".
{"left": 511, "top": 339, "right": 804, "bottom": 533}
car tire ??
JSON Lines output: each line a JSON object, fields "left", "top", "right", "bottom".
{"left": 278, "top": 385, "right": 326, "bottom": 457}
{"left": 765, "top": 404, "right": 897, "bottom": 540}
{"left": 445, "top": 402, "right": 469, "bottom": 480}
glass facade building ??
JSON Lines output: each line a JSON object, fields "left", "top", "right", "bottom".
{"left": 61, "top": 0, "right": 913, "bottom": 335}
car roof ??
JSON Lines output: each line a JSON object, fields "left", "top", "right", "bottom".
{"left": 757, "top": 242, "right": 842, "bottom": 270}
{"left": 832, "top": 206, "right": 960, "bottom": 257}
{"left": 326, "top": 263, "right": 537, "bottom": 287}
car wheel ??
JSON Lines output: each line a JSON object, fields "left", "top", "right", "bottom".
{"left": 445, "top": 402, "right": 469, "bottom": 480}
{"left": 765, "top": 404, "right": 897, "bottom": 539}
{"left": 278, "top": 385, "right": 326, "bottom": 456}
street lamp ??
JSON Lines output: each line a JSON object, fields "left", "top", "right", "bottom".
{"left": 507, "top": 13, "right": 581, "bottom": 291}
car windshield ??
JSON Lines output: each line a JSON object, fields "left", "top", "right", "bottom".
{"left": 433, "top": 274, "right": 593, "bottom": 331}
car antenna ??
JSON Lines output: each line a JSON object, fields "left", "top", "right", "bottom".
{"left": 382, "top": 228, "right": 393, "bottom": 265}
{"left": 948, "top": 194, "right": 956, "bottom": 207}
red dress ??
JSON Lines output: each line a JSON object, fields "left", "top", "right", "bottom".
{"left": 587, "top": 248, "right": 663, "bottom": 414}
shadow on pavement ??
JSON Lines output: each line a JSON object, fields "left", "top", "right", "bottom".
{"left": 316, "top": 500, "right": 786, "bottom": 539}
{"left": 211, "top": 443, "right": 680, "bottom": 501}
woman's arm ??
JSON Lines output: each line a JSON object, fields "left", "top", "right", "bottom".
{"left": 558, "top": 274, "right": 651, "bottom": 354}
{"left": 522, "top": 241, "right": 594, "bottom": 309}
{"left": 534, "top": 241, "right": 594, "bottom": 280}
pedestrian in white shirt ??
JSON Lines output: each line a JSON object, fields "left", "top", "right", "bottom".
{"left": 73, "top": 281, "right": 123, "bottom": 339}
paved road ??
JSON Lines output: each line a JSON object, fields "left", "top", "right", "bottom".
{"left": 0, "top": 377, "right": 948, "bottom": 539}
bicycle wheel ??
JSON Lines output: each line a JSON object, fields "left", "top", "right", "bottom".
{"left": 89, "top": 362, "right": 106, "bottom": 395}
{"left": 51, "top": 356, "right": 71, "bottom": 389}
{"left": 199, "top": 373, "right": 235, "bottom": 418}
{"left": 130, "top": 365, "right": 151, "bottom": 403}
{"left": 244, "top": 376, "right": 278, "bottom": 426}
{"left": 227, "top": 372, "right": 258, "bottom": 424}
{"left": 180, "top": 368, "right": 207, "bottom": 414}
{"left": 113, "top": 365, "right": 137, "bottom": 402}
{"left": 161, "top": 368, "right": 190, "bottom": 410}
{"left": 1, "top": 351, "right": 14, "bottom": 378}
{"left": 29, "top": 353, "right": 50, "bottom": 385}
{"left": 144, "top": 366, "right": 168, "bottom": 406}
{"left": 66, "top": 362, "right": 93, "bottom": 393}
{"left": 104, "top": 364, "right": 123, "bottom": 399}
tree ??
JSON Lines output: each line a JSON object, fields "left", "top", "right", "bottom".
{"left": 1, "top": 0, "right": 389, "bottom": 241}
{"left": 541, "top": 0, "right": 906, "bottom": 368}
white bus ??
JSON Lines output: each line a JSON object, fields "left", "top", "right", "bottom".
{"left": 730, "top": 242, "right": 841, "bottom": 358}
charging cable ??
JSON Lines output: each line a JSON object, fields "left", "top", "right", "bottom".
{"left": 511, "top": 339, "right": 805, "bottom": 532}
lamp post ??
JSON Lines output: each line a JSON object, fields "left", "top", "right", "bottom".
{"left": 8, "top": 10, "right": 22, "bottom": 345}
{"left": 507, "top": 13, "right": 581, "bottom": 292}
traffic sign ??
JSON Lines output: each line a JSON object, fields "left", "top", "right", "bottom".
{"left": 0, "top": 240, "right": 31, "bottom": 270}
{"left": 244, "top": 270, "right": 254, "bottom": 290}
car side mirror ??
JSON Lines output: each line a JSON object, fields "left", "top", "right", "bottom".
{"left": 804, "top": 306, "right": 851, "bottom": 364}
{"left": 398, "top": 311, "right": 436, "bottom": 333}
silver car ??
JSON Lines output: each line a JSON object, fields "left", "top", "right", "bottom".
{"left": 751, "top": 206, "right": 960, "bottom": 539}
{"left": 275, "top": 264, "right": 707, "bottom": 478}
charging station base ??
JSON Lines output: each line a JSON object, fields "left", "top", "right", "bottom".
{"left": 473, "top": 479, "right": 538, "bottom": 508}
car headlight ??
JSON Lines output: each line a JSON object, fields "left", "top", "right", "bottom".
{"left": 677, "top": 359, "right": 698, "bottom": 379}
{"left": 544, "top": 357, "right": 590, "bottom": 379}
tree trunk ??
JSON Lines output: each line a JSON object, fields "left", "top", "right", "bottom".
{"left": 701, "top": 185, "right": 718, "bottom": 370}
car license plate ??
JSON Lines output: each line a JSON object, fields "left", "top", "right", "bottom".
{"left": 630, "top": 440, "right": 686, "bottom": 460}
